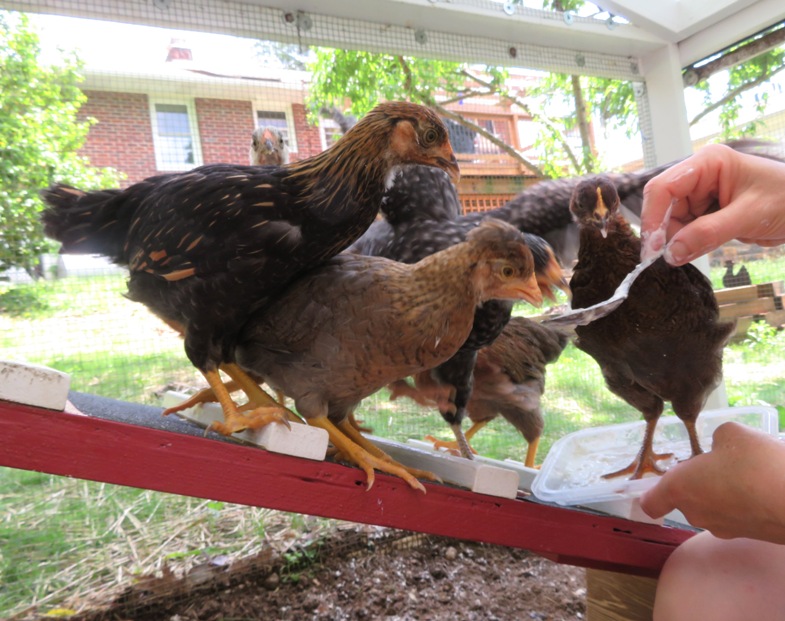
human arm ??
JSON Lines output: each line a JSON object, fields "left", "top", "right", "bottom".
{"left": 639, "top": 143, "right": 785, "bottom": 265}
{"left": 639, "top": 422, "right": 785, "bottom": 544}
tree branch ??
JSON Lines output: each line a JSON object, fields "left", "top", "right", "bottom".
{"left": 462, "top": 68, "right": 583, "bottom": 173}
{"left": 689, "top": 63, "right": 785, "bottom": 126}
{"left": 684, "top": 25, "right": 785, "bottom": 86}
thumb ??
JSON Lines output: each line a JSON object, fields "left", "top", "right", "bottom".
{"left": 638, "top": 478, "right": 675, "bottom": 519}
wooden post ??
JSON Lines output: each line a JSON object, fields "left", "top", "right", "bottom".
{"left": 586, "top": 568, "right": 658, "bottom": 621}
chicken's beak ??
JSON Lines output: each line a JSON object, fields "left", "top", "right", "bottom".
{"left": 512, "top": 273, "right": 544, "bottom": 308}
{"left": 537, "top": 251, "right": 571, "bottom": 302}
{"left": 434, "top": 146, "right": 460, "bottom": 184}
{"left": 595, "top": 187, "right": 610, "bottom": 238}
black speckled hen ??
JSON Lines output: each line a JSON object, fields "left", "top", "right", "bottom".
{"left": 40, "top": 101, "right": 459, "bottom": 437}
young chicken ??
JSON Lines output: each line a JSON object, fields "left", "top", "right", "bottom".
{"left": 40, "top": 101, "right": 459, "bottom": 438}
{"left": 348, "top": 165, "right": 566, "bottom": 458}
{"left": 249, "top": 126, "right": 289, "bottom": 166}
{"left": 568, "top": 176, "right": 736, "bottom": 479}
{"left": 389, "top": 316, "right": 568, "bottom": 467}
{"left": 233, "top": 219, "right": 543, "bottom": 491}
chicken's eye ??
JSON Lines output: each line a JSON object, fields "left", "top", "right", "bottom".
{"left": 501, "top": 265, "right": 515, "bottom": 279}
{"left": 421, "top": 127, "right": 439, "bottom": 146}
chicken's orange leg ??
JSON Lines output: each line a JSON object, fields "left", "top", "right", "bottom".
{"left": 523, "top": 436, "right": 540, "bottom": 469}
{"left": 338, "top": 420, "right": 441, "bottom": 484}
{"left": 163, "top": 366, "right": 299, "bottom": 434}
{"left": 308, "top": 417, "right": 427, "bottom": 493}
{"left": 425, "top": 420, "right": 488, "bottom": 457}
{"left": 221, "top": 364, "right": 301, "bottom": 425}
{"left": 602, "top": 418, "right": 672, "bottom": 480}
{"left": 345, "top": 411, "right": 373, "bottom": 434}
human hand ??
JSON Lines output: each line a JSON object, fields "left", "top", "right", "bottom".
{"left": 639, "top": 143, "right": 785, "bottom": 265}
{"left": 640, "top": 422, "right": 785, "bottom": 543}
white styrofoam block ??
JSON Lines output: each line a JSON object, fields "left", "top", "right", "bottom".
{"left": 369, "top": 435, "right": 519, "bottom": 499}
{"left": 0, "top": 360, "right": 70, "bottom": 411}
{"left": 405, "top": 438, "right": 539, "bottom": 493}
{"left": 581, "top": 498, "right": 664, "bottom": 525}
{"left": 472, "top": 464, "right": 520, "bottom": 497}
{"left": 163, "top": 391, "right": 328, "bottom": 461}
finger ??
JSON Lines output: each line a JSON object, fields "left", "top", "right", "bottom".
{"left": 640, "top": 144, "right": 737, "bottom": 242}
{"left": 638, "top": 477, "right": 677, "bottom": 519}
{"left": 663, "top": 205, "right": 744, "bottom": 265}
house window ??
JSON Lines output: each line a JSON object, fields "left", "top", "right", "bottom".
{"left": 150, "top": 100, "right": 201, "bottom": 171}
{"left": 255, "top": 110, "right": 293, "bottom": 151}
{"left": 320, "top": 118, "right": 343, "bottom": 150}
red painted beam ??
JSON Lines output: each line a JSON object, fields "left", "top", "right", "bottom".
{"left": 0, "top": 398, "right": 692, "bottom": 577}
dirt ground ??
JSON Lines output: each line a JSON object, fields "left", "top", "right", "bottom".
{"left": 76, "top": 527, "right": 587, "bottom": 621}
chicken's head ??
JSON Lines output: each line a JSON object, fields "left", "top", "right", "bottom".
{"left": 569, "top": 176, "right": 620, "bottom": 239}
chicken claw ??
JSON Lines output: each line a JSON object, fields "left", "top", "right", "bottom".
{"left": 163, "top": 363, "right": 301, "bottom": 435}
{"left": 309, "top": 417, "right": 438, "bottom": 492}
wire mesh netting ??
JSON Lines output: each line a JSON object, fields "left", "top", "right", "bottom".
{"left": 1, "top": 1, "right": 784, "bottom": 617}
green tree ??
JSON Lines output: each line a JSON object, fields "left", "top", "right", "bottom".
{"left": 305, "top": 3, "right": 785, "bottom": 179}
{"left": 306, "top": 48, "right": 549, "bottom": 176}
{"left": 0, "top": 12, "right": 120, "bottom": 278}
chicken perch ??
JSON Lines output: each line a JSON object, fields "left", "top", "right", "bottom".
{"left": 231, "top": 218, "right": 543, "bottom": 491}
{"left": 41, "top": 101, "right": 460, "bottom": 438}
{"left": 568, "top": 176, "right": 735, "bottom": 479}
{"left": 389, "top": 317, "right": 568, "bottom": 467}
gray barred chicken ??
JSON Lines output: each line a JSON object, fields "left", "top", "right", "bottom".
{"left": 389, "top": 316, "right": 569, "bottom": 467}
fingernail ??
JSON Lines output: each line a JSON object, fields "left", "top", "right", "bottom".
{"left": 664, "top": 240, "right": 688, "bottom": 265}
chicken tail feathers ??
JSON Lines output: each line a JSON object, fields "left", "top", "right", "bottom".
{"left": 40, "top": 184, "right": 133, "bottom": 263}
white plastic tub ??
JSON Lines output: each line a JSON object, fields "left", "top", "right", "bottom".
{"left": 531, "top": 406, "right": 780, "bottom": 522}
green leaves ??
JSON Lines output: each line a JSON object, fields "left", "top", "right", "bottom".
{"left": 0, "top": 12, "right": 122, "bottom": 277}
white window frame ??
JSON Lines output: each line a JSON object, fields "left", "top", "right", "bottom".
{"left": 252, "top": 102, "right": 297, "bottom": 154}
{"left": 149, "top": 97, "right": 203, "bottom": 171}
{"left": 319, "top": 117, "right": 343, "bottom": 151}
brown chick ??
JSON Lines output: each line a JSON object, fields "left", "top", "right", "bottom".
{"left": 232, "top": 219, "right": 543, "bottom": 492}
{"left": 41, "top": 101, "right": 459, "bottom": 439}
{"left": 249, "top": 126, "right": 289, "bottom": 166}
{"left": 389, "top": 316, "right": 568, "bottom": 467}
{"left": 568, "top": 176, "right": 736, "bottom": 479}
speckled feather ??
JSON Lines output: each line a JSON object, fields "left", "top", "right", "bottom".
{"left": 348, "top": 164, "right": 558, "bottom": 428}
{"left": 398, "top": 316, "right": 568, "bottom": 445}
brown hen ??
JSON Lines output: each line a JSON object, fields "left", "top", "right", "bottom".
{"left": 389, "top": 316, "right": 568, "bottom": 467}
{"left": 220, "top": 219, "right": 542, "bottom": 491}
{"left": 568, "top": 176, "right": 736, "bottom": 479}
{"left": 40, "top": 101, "right": 459, "bottom": 438}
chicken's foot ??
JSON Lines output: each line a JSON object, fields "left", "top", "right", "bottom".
{"left": 337, "top": 420, "right": 441, "bottom": 484}
{"left": 423, "top": 419, "right": 490, "bottom": 458}
{"left": 162, "top": 364, "right": 300, "bottom": 434}
{"left": 602, "top": 419, "right": 672, "bottom": 480}
{"left": 309, "top": 417, "right": 430, "bottom": 493}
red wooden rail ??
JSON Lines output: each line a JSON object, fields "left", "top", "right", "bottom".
{"left": 0, "top": 396, "right": 693, "bottom": 578}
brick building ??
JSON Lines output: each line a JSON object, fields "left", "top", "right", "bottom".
{"left": 76, "top": 39, "right": 541, "bottom": 206}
